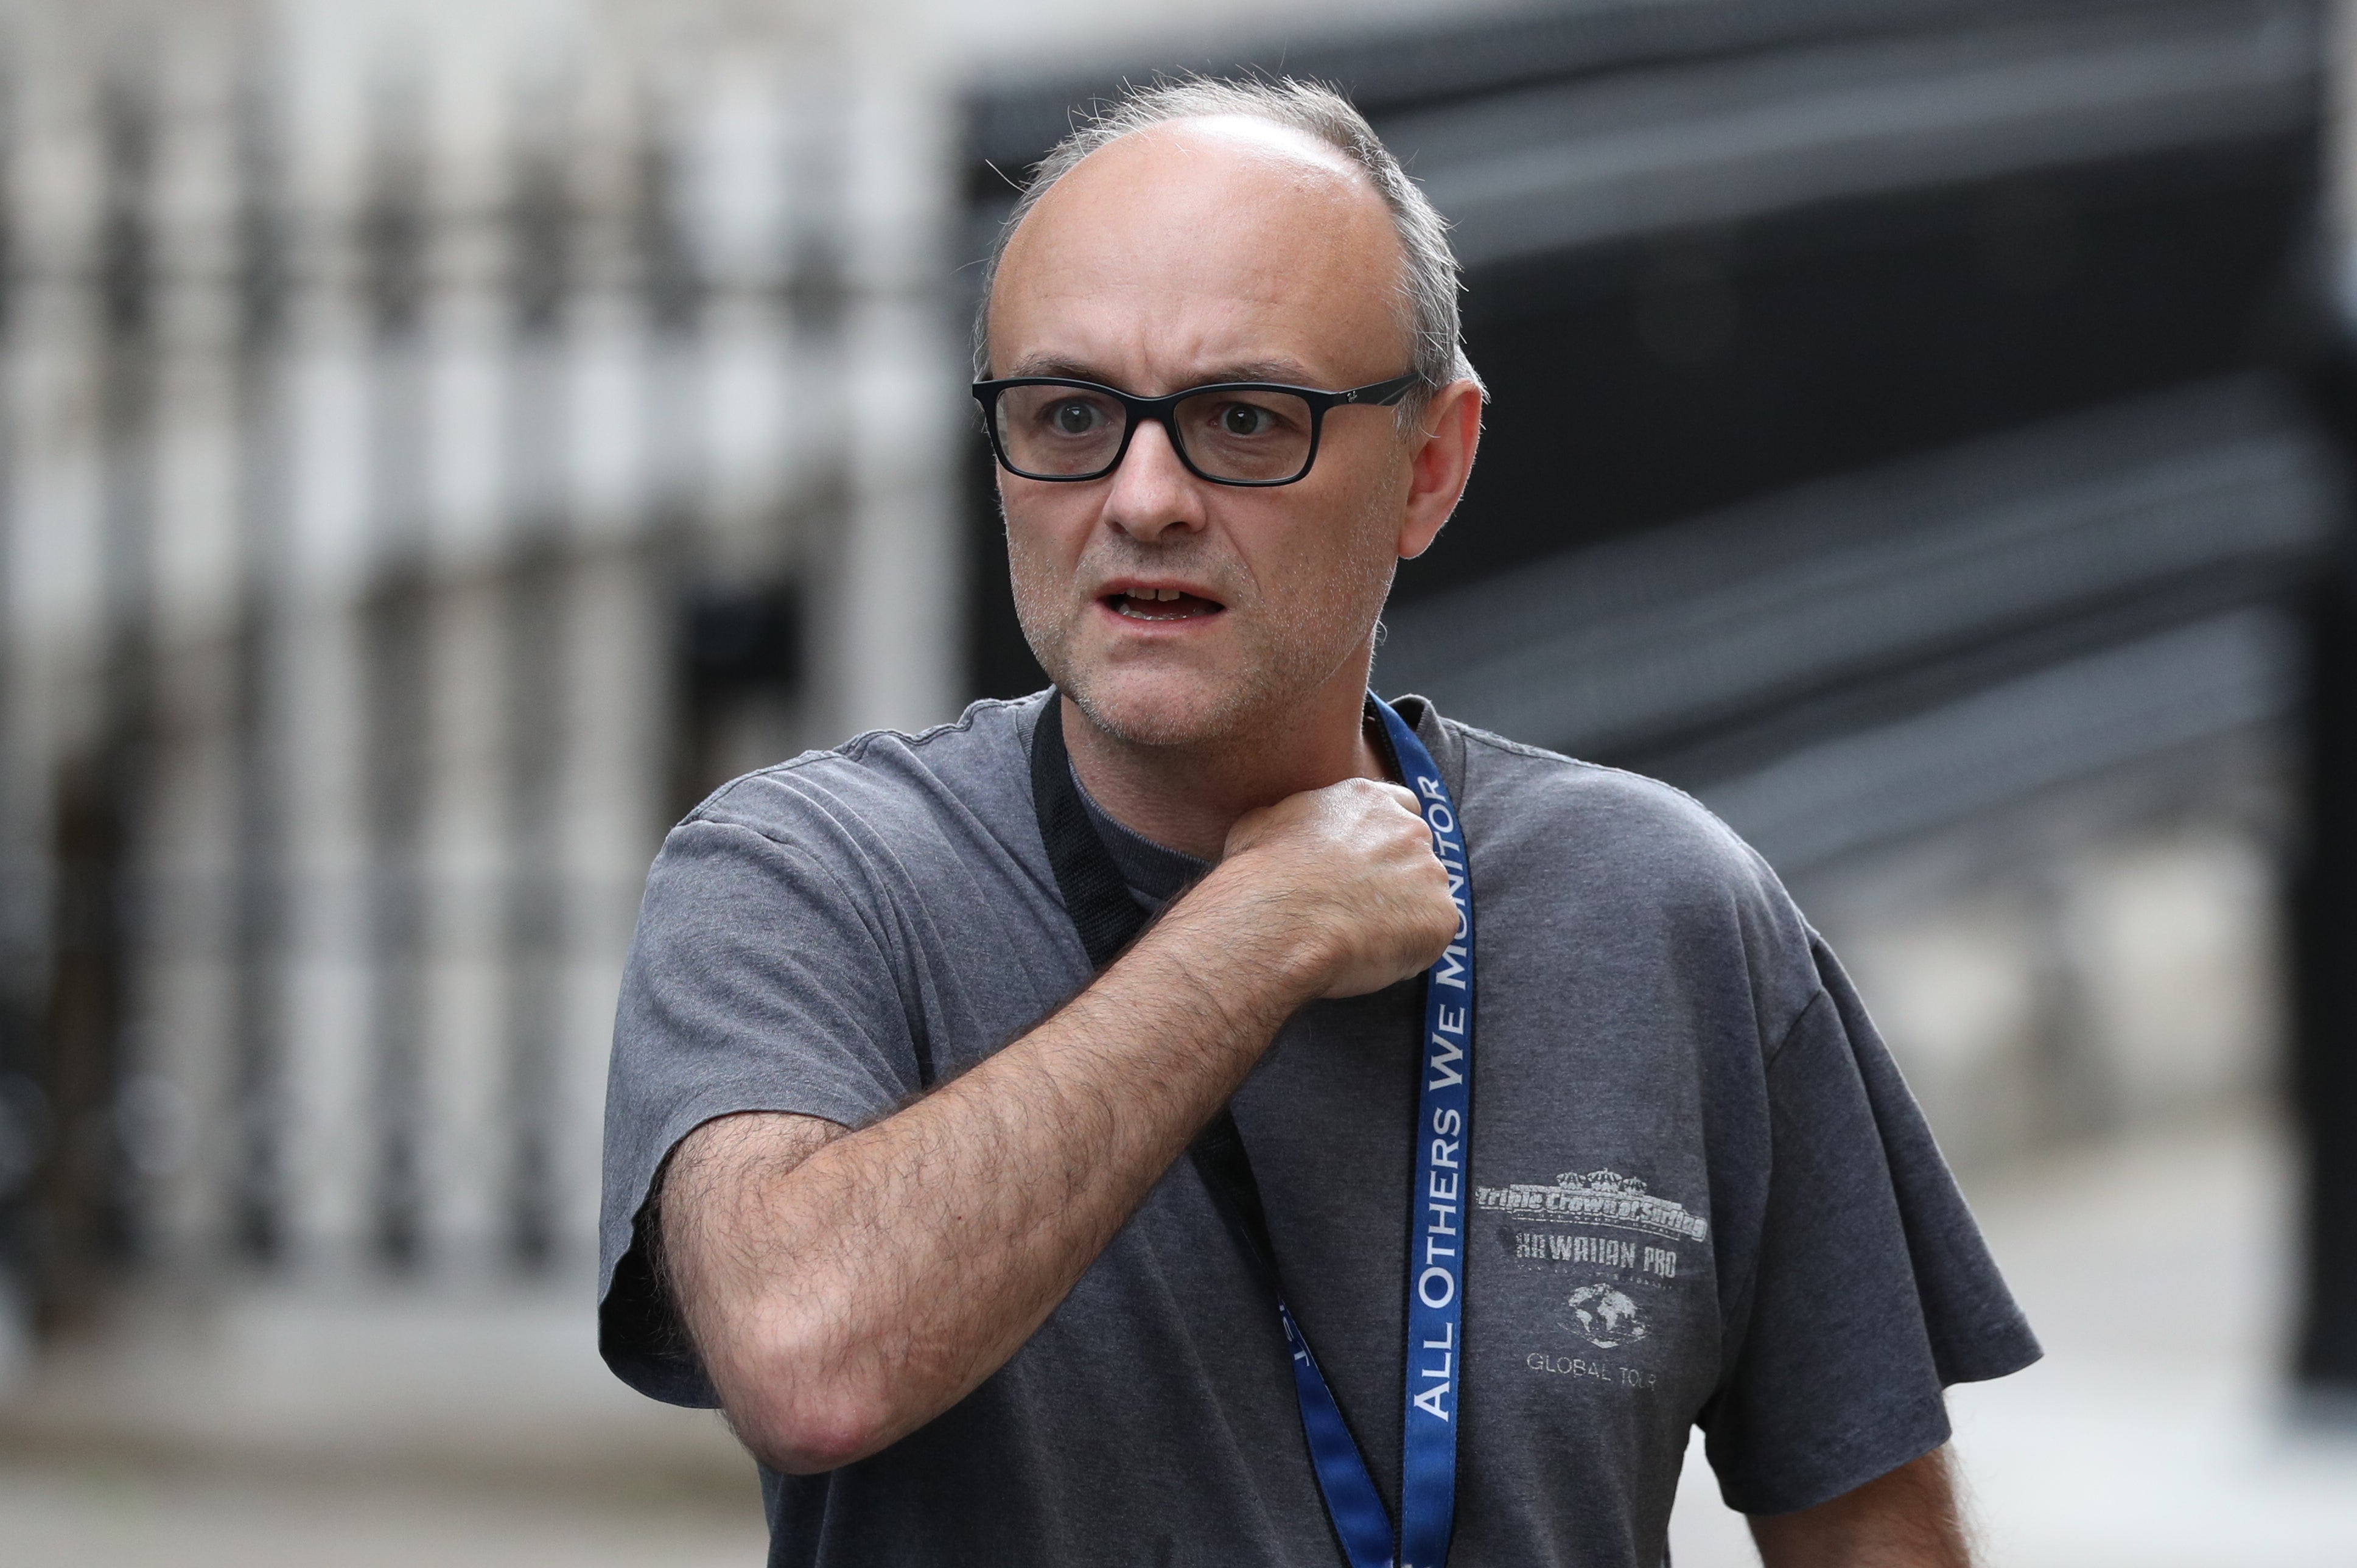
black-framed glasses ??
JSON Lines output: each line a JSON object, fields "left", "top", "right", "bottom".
{"left": 972, "top": 371, "right": 1423, "bottom": 488}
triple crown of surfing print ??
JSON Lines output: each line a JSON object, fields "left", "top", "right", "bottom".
{"left": 1474, "top": 1169, "right": 1709, "bottom": 1243}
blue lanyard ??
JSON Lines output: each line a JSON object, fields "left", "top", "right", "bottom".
{"left": 1028, "top": 693, "right": 1472, "bottom": 1568}
{"left": 1278, "top": 698, "right": 1470, "bottom": 1568}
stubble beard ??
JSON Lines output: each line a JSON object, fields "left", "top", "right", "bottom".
{"left": 1007, "top": 509, "right": 1400, "bottom": 755}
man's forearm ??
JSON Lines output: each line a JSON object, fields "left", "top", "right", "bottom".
{"left": 1748, "top": 1447, "right": 1972, "bottom": 1568}
{"left": 664, "top": 865, "right": 1323, "bottom": 1474}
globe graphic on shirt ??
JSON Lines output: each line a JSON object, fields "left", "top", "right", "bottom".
{"left": 1565, "top": 1284, "right": 1649, "bottom": 1349}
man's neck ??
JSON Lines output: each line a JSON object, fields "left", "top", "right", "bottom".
{"left": 1060, "top": 679, "right": 1390, "bottom": 862}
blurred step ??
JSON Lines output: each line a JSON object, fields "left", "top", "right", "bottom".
{"left": 0, "top": 1275, "right": 753, "bottom": 1505}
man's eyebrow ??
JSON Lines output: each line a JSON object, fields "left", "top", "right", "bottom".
{"left": 1197, "top": 359, "right": 1317, "bottom": 385}
{"left": 991, "top": 355, "right": 1323, "bottom": 387}
{"left": 998, "top": 354, "right": 1105, "bottom": 380}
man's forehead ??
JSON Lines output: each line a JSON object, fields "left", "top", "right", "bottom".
{"left": 1015, "top": 117, "right": 1387, "bottom": 254}
{"left": 990, "top": 116, "right": 1405, "bottom": 379}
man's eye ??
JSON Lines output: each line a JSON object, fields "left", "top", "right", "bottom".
{"left": 1050, "top": 401, "right": 1103, "bottom": 435}
{"left": 1216, "top": 403, "right": 1274, "bottom": 436}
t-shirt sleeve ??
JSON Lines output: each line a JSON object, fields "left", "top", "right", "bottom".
{"left": 597, "top": 813, "right": 926, "bottom": 1408}
{"left": 1700, "top": 934, "right": 2042, "bottom": 1514}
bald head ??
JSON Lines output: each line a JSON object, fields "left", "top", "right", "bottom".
{"left": 987, "top": 116, "right": 1414, "bottom": 397}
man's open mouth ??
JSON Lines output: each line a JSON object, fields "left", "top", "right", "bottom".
{"left": 1106, "top": 586, "right": 1225, "bottom": 621}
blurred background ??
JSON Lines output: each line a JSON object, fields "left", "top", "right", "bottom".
{"left": 0, "top": 0, "right": 2352, "bottom": 1563}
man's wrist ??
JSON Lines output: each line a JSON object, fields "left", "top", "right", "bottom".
{"left": 1148, "top": 856, "right": 1334, "bottom": 1021}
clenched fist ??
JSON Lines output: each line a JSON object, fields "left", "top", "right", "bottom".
{"left": 1209, "top": 777, "right": 1461, "bottom": 1000}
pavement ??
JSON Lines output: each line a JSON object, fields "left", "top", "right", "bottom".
{"left": 0, "top": 1462, "right": 768, "bottom": 1568}
{"left": 0, "top": 1271, "right": 767, "bottom": 1567}
{"left": 6, "top": 1110, "right": 2353, "bottom": 1566}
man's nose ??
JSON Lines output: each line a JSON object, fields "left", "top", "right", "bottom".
{"left": 1101, "top": 417, "right": 1206, "bottom": 542}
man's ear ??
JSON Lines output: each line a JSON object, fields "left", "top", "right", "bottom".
{"left": 1396, "top": 379, "right": 1483, "bottom": 561}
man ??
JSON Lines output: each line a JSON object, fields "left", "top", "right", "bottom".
{"left": 600, "top": 77, "right": 2039, "bottom": 1567}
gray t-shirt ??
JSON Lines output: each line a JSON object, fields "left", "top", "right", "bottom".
{"left": 599, "top": 691, "right": 2039, "bottom": 1567}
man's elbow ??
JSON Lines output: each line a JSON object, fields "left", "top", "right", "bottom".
{"left": 737, "top": 1394, "right": 895, "bottom": 1476}
{"left": 717, "top": 1329, "right": 903, "bottom": 1475}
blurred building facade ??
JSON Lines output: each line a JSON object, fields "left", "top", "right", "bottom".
{"left": 0, "top": 1, "right": 952, "bottom": 1345}
{"left": 0, "top": 0, "right": 2345, "bottom": 1479}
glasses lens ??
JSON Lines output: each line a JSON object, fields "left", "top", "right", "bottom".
{"left": 1174, "top": 388, "right": 1315, "bottom": 483}
{"left": 995, "top": 383, "right": 1128, "bottom": 478}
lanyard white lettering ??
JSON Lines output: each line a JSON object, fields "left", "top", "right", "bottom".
{"left": 1381, "top": 695, "right": 1473, "bottom": 1568}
